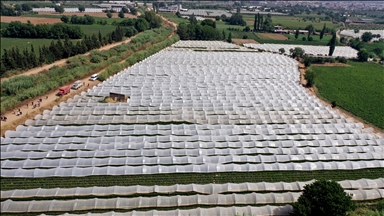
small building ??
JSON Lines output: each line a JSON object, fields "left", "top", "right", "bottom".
{"left": 109, "top": 92, "right": 129, "bottom": 102}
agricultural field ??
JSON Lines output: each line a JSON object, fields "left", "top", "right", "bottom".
{"left": 311, "top": 61, "right": 384, "bottom": 129}
{"left": 1, "top": 41, "right": 383, "bottom": 215}
{"left": 243, "top": 14, "right": 339, "bottom": 30}
{"left": 0, "top": 38, "right": 70, "bottom": 56}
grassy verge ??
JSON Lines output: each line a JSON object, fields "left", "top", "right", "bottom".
{"left": 311, "top": 61, "right": 384, "bottom": 129}
{"left": 1, "top": 169, "right": 382, "bottom": 190}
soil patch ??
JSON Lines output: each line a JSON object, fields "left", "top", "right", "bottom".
{"left": 259, "top": 33, "right": 288, "bottom": 40}
{"left": 0, "top": 16, "right": 62, "bottom": 24}
{"left": 232, "top": 38, "right": 259, "bottom": 45}
{"left": 37, "top": 12, "right": 137, "bottom": 19}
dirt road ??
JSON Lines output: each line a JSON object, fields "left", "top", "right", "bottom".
{"left": 2, "top": 37, "right": 134, "bottom": 81}
{"left": 1, "top": 16, "right": 178, "bottom": 136}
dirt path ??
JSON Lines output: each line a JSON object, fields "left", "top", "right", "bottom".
{"left": 1, "top": 16, "right": 178, "bottom": 136}
{"left": 2, "top": 37, "right": 134, "bottom": 81}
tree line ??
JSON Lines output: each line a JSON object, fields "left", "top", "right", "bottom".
{"left": 177, "top": 16, "right": 223, "bottom": 40}
{"left": 1, "top": 21, "right": 84, "bottom": 39}
{"left": 61, "top": 14, "right": 95, "bottom": 25}
{"left": 0, "top": 2, "right": 32, "bottom": 16}
{"left": 1, "top": 26, "right": 125, "bottom": 75}
{"left": 1, "top": 11, "right": 164, "bottom": 76}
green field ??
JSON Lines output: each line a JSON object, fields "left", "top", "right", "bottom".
{"left": 21, "top": 13, "right": 122, "bottom": 25}
{"left": 1, "top": 22, "right": 10, "bottom": 29}
{"left": 242, "top": 15, "right": 339, "bottom": 30}
{"left": 0, "top": 38, "right": 74, "bottom": 56}
{"left": 311, "top": 61, "right": 384, "bottom": 129}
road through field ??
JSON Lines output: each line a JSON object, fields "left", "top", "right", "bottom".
{"left": 0, "top": 16, "right": 178, "bottom": 136}
{"left": 1, "top": 37, "right": 135, "bottom": 81}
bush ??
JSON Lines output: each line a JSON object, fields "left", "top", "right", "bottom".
{"left": 304, "top": 68, "right": 316, "bottom": 87}
{"left": 337, "top": 57, "right": 347, "bottom": 64}
{"left": 291, "top": 179, "right": 355, "bottom": 216}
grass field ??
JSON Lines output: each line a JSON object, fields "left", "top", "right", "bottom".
{"left": 1, "top": 22, "right": 9, "bottom": 29}
{"left": 21, "top": 13, "right": 121, "bottom": 25}
{"left": 311, "top": 61, "right": 384, "bottom": 129}
{"left": 71, "top": 24, "right": 118, "bottom": 36}
{"left": 0, "top": 38, "right": 73, "bottom": 56}
{"left": 361, "top": 42, "right": 384, "bottom": 54}
{"left": 242, "top": 15, "right": 339, "bottom": 30}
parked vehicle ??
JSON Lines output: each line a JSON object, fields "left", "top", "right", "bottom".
{"left": 89, "top": 74, "right": 98, "bottom": 81}
{"left": 56, "top": 86, "right": 70, "bottom": 96}
{"left": 72, "top": 80, "right": 83, "bottom": 90}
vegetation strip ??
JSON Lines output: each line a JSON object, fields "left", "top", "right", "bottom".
{"left": 1, "top": 169, "right": 383, "bottom": 190}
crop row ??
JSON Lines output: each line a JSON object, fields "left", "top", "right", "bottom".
{"left": 1, "top": 168, "right": 382, "bottom": 190}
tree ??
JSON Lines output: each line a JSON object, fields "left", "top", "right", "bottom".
{"left": 121, "top": 7, "right": 129, "bottom": 13}
{"left": 14, "top": 4, "right": 22, "bottom": 11}
{"left": 357, "top": 48, "right": 369, "bottom": 62}
{"left": 175, "top": 11, "right": 181, "bottom": 18}
{"left": 290, "top": 179, "right": 355, "bottom": 216}
{"left": 289, "top": 47, "right": 305, "bottom": 59}
{"left": 78, "top": 5, "right": 85, "bottom": 12}
{"left": 227, "top": 32, "right": 232, "bottom": 43}
{"left": 118, "top": 10, "right": 125, "bottom": 18}
{"left": 328, "top": 31, "right": 336, "bottom": 56}
{"left": 244, "top": 26, "right": 250, "bottom": 32}
{"left": 129, "top": 6, "right": 137, "bottom": 15}
{"left": 21, "top": 3, "right": 32, "bottom": 12}
{"left": 361, "top": 32, "right": 373, "bottom": 42}
{"left": 106, "top": 11, "right": 112, "bottom": 18}
{"left": 305, "top": 24, "right": 314, "bottom": 41}
{"left": 222, "top": 30, "right": 226, "bottom": 40}
{"left": 54, "top": 5, "right": 64, "bottom": 13}
{"left": 60, "top": 15, "right": 69, "bottom": 23}
{"left": 295, "top": 28, "right": 300, "bottom": 40}
{"left": 253, "top": 14, "right": 257, "bottom": 32}
{"left": 279, "top": 48, "right": 285, "bottom": 54}
{"left": 189, "top": 14, "right": 198, "bottom": 25}
{"left": 320, "top": 23, "right": 326, "bottom": 40}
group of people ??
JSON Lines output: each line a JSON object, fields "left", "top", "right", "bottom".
{"left": 2, "top": 95, "right": 51, "bottom": 124}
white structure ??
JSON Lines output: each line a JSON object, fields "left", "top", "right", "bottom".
{"left": 340, "top": 30, "right": 384, "bottom": 41}
{"left": 244, "top": 43, "right": 359, "bottom": 58}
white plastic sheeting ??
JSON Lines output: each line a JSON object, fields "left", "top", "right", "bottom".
{"left": 2, "top": 153, "right": 383, "bottom": 169}
{"left": 2, "top": 161, "right": 384, "bottom": 177}
{"left": 32, "top": 8, "right": 117, "bottom": 12}
{"left": 180, "top": 9, "right": 232, "bottom": 17}
{"left": 243, "top": 43, "right": 358, "bottom": 58}
{"left": 340, "top": 30, "right": 384, "bottom": 41}
{"left": 2, "top": 179, "right": 382, "bottom": 199}
{"left": 2, "top": 189, "right": 383, "bottom": 213}
{"left": 172, "top": 40, "right": 239, "bottom": 49}
{"left": 45, "top": 205, "right": 293, "bottom": 216}
{"left": 1, "top": 42, "right": 383, "bottom": 179}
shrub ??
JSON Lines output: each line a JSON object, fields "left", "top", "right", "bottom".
{"left": 291, "top": 179, "right": 355, "bottom": 216}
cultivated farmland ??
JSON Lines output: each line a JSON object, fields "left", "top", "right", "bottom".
{"left": 1, "top": 41, "right": 383, "bottom": 215}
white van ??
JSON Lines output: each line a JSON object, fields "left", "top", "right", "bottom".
{"left": 89, "top": 74, "right": 98, "bottom": 81}
{"left": 72, "top": 80, "right": 83, "bottom": 90}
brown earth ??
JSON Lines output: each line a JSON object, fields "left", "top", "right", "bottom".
{"left": 0, "top": 16, "right": 62, "bottom": 24}
{"left": 232, "top": 38, "right": 259, "bottom": 45}
{"left": 259, "top": 33, "right": 288, "bottom": 40}
{"left": 37, "top": 11, "right": 137, "bottom": 19}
